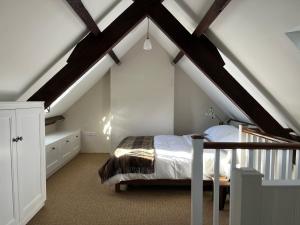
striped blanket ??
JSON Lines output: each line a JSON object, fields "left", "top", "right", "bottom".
{"left": 99, "top": 136, "right": 155, "bottom": 183}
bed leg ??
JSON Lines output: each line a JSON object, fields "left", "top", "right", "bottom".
{"left": 219, "top": 186, "right": 228, "bottom": 210}
{"left": 115, "top": 183, "right": 121, "bottom": 192}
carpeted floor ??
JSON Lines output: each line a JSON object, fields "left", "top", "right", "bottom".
{"left": 28, "top": 153, "right": 229, "bottom": 225}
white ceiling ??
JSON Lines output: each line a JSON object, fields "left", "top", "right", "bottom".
{"left": 1, "top": 0, "right": 300, "bottom": 133}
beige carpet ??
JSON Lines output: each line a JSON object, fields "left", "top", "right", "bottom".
{"left": 28, "top": 153, "right": 229, "bottom": 225}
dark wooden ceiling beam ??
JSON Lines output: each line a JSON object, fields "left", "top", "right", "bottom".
{"left": 173, "top": 0, "right": 231, "bottom": 64}
{"left": 193, "top": 0, "right": 231, "bottom": 36}
{"left": 147, "top": 3, "right": 290, "bottom": 138}
{"left": 29, "top": 0, "right": 291, "bottom": 139}
{"left": 29, "top": 1, "right": 147, "bottom": 107}
{"left": 66, "top": 0, "right": 120, "bottom": 64}
{"left": 66, "top": 0, "right": 101, "bottom": 35}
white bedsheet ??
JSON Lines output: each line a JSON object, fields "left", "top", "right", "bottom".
{"left": 104, "top": 135, "right": 231, "bottom": 185}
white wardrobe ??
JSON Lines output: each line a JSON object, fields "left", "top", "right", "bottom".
{"left": 0, "top": 102, "right": 46, "bottom": 225}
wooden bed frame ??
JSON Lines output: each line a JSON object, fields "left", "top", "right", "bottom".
{"left": 115, "top": 179, "right": 229, "bottom": 210}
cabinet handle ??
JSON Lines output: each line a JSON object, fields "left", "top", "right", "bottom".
{"left": 76, "top": 136, "right": 79, "bottom": 138}
{"left": 52, "top": 147, "right": 56, "bottom": 150}
{"left": 12, "top": 137, "right": 23, "bottom": 143}
{"left": 66, "top": 140, "right": 70, "bottom": 143}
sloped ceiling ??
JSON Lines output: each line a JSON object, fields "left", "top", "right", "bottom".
{"left": 0, "top": 0, "right": 122, "bottom": 100}
{"left": 45, "top": 18, "right": 148, "bottom": 117}
{"left": 1, "top": 0, "right": 300, "bottom": 133}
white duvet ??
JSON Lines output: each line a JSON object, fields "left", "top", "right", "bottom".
{"left": 104, "top": 134, "right": 231, "bottom": 185}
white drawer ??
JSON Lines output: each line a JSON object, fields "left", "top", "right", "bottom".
{"left": 61, "top": 136, "right": 73, "bottom": 163}
{"left": 46, "top": 143, "right": 60, "bottom": 177}
{"left": 73, "top": 132, "right": 81, "bottom": 152}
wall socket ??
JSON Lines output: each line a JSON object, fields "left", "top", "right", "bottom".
{"left": 84, "top": 131, "right": 97, "bottom": 136}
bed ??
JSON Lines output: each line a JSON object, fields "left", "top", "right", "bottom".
{"left": 98, "top": 125, "right": 240, "bottom": 209}
{"left": 99, "top": 125, "right": 239, "bottom": 184}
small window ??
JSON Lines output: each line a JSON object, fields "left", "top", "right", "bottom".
{"left": 286, "top": 30, "right": 300, "bottom": 50}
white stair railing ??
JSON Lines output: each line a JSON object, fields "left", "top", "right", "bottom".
{"left": 191, "top": 130, "right": 300, "bottom": 225}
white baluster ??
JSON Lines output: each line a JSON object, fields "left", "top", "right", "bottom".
{"left": 261, "top": 139, "right": 267, "bottom": 175}
{"left": 270, "top": 148, "right": 276, "bottom": 180}
{"left": 256, "top": 137, "right": 262, "bottom": 172}
{"left": 238, "top": 125, "right": 245, "bottom": 167}
{"left": 229, "top": 149, "right": 236, "bottom": 225}
{"left": 264, "top": 149, "right": 271, "bottom": 180}
{"left": 296, "top": 150, "right": 300, "bottom": 179}
{"left": 192, "top": 137, "right": 204, "bottom": 225}
{"left": 287, "top": 150, "right": 293, "bottom": 180}
{"left": 213, "top": 149, "right": 220, "bottom": 225}
{"left": 276, "top": 150, "right": 281, "bottom": 179}
{"left": 248, "top": 135, "right": 254, "bottom": 168}
{"left": 280, "top": 150, "right": 287, "bottom": 180}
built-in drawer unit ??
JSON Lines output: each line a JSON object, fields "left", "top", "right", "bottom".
{"left": 45, "top": 130, "right": 81, "bottom": 178}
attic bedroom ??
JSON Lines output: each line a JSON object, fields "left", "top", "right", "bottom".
{"left": 1, "top": 1, "right": 300, "bottom": 225}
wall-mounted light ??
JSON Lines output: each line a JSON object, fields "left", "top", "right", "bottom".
{"left": 205, "top": 107, "right": 224, "bottom": 125}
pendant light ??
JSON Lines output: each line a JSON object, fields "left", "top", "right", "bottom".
{"left": 143, "top": 18, "right": 152, "bottom": 51}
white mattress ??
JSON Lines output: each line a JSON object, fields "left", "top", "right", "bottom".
{"left": 104, "top": 135, "right": 231, "bottom": 185}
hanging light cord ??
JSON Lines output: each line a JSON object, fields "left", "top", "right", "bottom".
{"left": 147, "top": 17, "right": 150, "bottom": 39}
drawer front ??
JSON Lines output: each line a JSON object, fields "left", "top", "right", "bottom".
{"left": 73, "top": 132, "right": 81, "bottom": 153}
{"left": 46, "top": 143, "right": 60, "bottom": 176}
{"left": 61, "top": 136, "right": 73, "bottom": 163}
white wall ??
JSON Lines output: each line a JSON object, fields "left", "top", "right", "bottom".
{"left": 57, "top": 72, "right": 111, "bottom": 153}
{"left": 110, "top": 37, "right": 174, "bottom": 149}
{"left": 174, "top": 66, "right": 228, "bottom": 135}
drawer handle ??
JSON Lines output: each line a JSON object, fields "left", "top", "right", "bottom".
{"left": 66, "top": 140, "right": 70, "bottom": 143}
{"left": 76, "top": 136, "right": 79, "bottom": 138}
{"left": 52, "top": 147, "right": 56, "bottom": 150}
{"left": 12, "top": 137, "right": 23, "bottom": 142}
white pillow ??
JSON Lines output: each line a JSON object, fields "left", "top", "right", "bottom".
{"left": 217, "top": 131, "right": 241, "bottom": 164}
{"left": 204, "top": 125, "right": 238, "bottom": 141}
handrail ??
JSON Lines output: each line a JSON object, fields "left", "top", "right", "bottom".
{"left": 227, "top": 118, "right": 255, "bottom": 127}
{"left": 242, "top": 127, "right": 299, "bottom": 143}
{"left": 203, "top": 142, "right": 300, "bottom": 150}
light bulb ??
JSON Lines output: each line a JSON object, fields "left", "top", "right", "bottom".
{"left": 143, "top": 37, "right": 152, "bottom": 51}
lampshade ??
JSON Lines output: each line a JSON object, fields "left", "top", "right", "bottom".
{"left": 143, "top": 38, "right": 152, "bottom": 51}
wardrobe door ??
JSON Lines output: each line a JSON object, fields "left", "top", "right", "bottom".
{"left": 16, "top": 108, "right": 45, "bottom": 225}
{"left": 0, "top": 110, "right": 19, "bottom": 225}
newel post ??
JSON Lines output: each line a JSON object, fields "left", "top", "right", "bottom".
{"left": 191, "top": 135, "right": 204, "bottom": 225}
